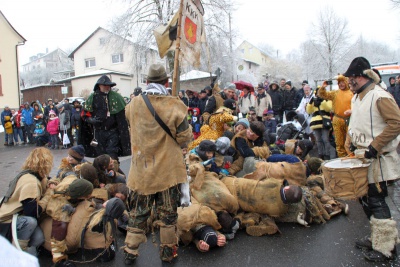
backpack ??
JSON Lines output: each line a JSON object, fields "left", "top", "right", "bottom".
{"left": 277, "top": 123, "right": 298, "bottom": 141}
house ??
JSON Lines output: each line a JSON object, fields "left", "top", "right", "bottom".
{"left": 20, "top": 48, "right": 74, "bottom": 89}
{"left": 68, "top": 27, "right": 163, "bottom": 98}
{"left": 0, "top": 10, "right": 26, "bottom": 108}
{"left": 179, "top": 70, "right": 216, "bottom": 92}
{"left": 235, "top": 40, "right": 272, "bottom": 85}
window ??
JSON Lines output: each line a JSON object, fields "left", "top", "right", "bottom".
{"left": 140, "top": 74, "right": 147, "bottom": 84}
{"left": 112, "top": 54, "right": 124, "bottom": 64}
{"left": 99, "top": 37, "right": 105, "bottom": 45}
{"left": 85, "top": 58, "right": 96, "bottom": 68}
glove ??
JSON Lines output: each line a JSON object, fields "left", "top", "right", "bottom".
{"left": 364, "top": 144, "right": 378, "bottom": 159}
{"left": 349, "top": 143, "right": 357, "bottom": 152}
{"left": 220, "top": 169, "right": 229, "bottom": 176}
{"left": 86, "top": 117, "right": 101, "bottom": 125}
{"left": 61, "top": 204, "right": 76, "bottom": 215}
{"left": 313, "top": 98, "right": 322, "bottom": 108}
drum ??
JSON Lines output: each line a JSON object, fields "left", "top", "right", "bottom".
{"left": 322, "top": 158, "right": 370, "bottom": 200}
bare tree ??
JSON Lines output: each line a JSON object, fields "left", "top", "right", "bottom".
{"left": 308, "top": 6, "right": 352, "bottom": 79}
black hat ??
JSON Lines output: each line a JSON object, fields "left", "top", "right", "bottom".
{"left": 285, "top": 81, "right": 292, "bottom": 86}
{"left": 343, "top": 57, "right": 371, "bottom": 77}
{"left": 96, "top": 75, "right": 116, "bottom": 87}
{"left": 223, "top": 99, "right": 236, "bottom": 111}
{"left": 68, "top": 145, "right": 85, "bottom": 162}
{"left": 250, "top": 121, "right": 266, "bottom": 138}
{"left": 105, "top": 197, "right": 126, "bottom": 220}
{"left": 198, "top": 140, "right": 216, "bottom": 152}
{"left": 302, "top": 80, "right": 308, "bottom": 85}
{"left": 200, "top": 89, "right": 207, "bottom": 94}
{"left": 133, "top": 87, "right": 142, "bottom": 96}
{"left": 68, "top": 179, "right": 93, "bottom": 199}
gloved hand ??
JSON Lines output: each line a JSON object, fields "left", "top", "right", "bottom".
{"left": 220, "top": 169, "right": 229, "bottom": 176}
{"left": 86, "top": 117, "right": 101, "bottom": 125}
{"left": 364, "top": 144, "right": 378, "bottom": 159}
{"left": 61, "top": 204, "right": 76, "bottom": 215}
{"left": 209, "top": 162, "right": 220, "bottom": 174}
{"left": 313, "top": 98, "right": 322, "bottom": 108}
{"left": 349, "top": 143, "right": 357, "bottom": 152}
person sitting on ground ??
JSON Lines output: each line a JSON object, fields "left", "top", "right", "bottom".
{"left": 93, "top": 154, "right": 126, "bottom": 187}
{"left": 189, "top": 140, "right": 229, "bottom": 176}
{"left": 33, "top": 121, "right": 48, "bottom": 147}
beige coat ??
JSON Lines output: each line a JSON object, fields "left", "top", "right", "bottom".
{"left": 125, "top": 94, "right": 193, "bottom": 195}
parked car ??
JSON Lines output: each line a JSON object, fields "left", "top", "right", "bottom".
{"left": 67, "top": 97, "right": 85, "bottom": 104}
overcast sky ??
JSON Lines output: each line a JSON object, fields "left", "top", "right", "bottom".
{"left": 1, "top": 0, "right": 399, "bottom": 65}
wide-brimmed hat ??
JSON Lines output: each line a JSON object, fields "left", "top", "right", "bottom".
{"left": 343, "top": 57, "right": 371, "bottom": 77}
{"left": 147, "top": 64, "right": 169, "bottom": 82}
{"left": 96, "top": 75, "right": 116, "bottom": 87}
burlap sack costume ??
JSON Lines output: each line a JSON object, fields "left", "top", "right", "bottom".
{"left": 243, "top": 160, "right": 306, "bottom": 186}
{"left": 189, "top": 164, "right": 239, "bottom": 214}
{"left": 221, "top": 177, "right": 288, "bottom": 217}
{"left": 177, "top": 203, "right": 221, "bottom": 245}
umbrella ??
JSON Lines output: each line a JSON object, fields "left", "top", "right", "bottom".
{"left": 233, "top": 80, "right": 254, "bottom": 92}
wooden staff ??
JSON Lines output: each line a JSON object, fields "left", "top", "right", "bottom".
{"left": 172, "top": 0, "right": 185, "bottom": 96}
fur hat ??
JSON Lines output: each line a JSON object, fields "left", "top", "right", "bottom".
{"left": 96, "top": 75, "right": 116, "bottom": 87}
{"left": 281, "top": 185, "right": 303, "bottom": 204}
{"left": 235, "top": 118, "right": 249, "bottom": 129}
{"left": 223, "top": 99, "right": 236, "bottom": 111}
{"left": 68, "top": 145, "right": 85, "bottom": 162}
{"left": 343, "top": 57, "right": 380, "bottom": 83}
{"left": 250, "top": 121, "right": 266, "bottom": 138}
{"left": 147, "top": 64, "right": 169, "bottom": 82}
{"left": 215, "top": 137, "right": 231, "bottom": 155}
{"left": 49, "top": 110, "right": 56, "bottom": 116}
{"left": 68, "top": 179, "right": 93, "bottom": 199}
{"left": 336, "top": 75, "right": 349, "bottom": 89}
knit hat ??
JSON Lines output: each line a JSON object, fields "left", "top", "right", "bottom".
{"left": 198, "top": 140, "right": 216, "bottom": 152}
{"left": 105, "top": 197, "right": 126, "bottom": 220}
{"left": 281, "top": 185, "right": 303, "bottom": 204}
{"left": 68, "top": 145, "right": 85, "bottom": 162}
{"left": 49, "top": 110, "right": 56, "bottom": 116}
{"left": 223, "top": 130, "right": 235, "bottom": 140}
{"left": 285, "top": 81, "right": 292, "bottom": 87}
{"left": 235, "top": 118, "right": 249, "bottom": 129}
{"left": 223, "top": 99, "right": 236, "bottom": 111}
{"left": 250, "top": 121, "right": 266, "bottom": 138}
{"left": 80, "top": 163, "right": 98, "bottom": 185}
{"left": 68, "top": 179, "right": 93, "bottom": 199}
{"left": 225, "top": 83, "right": 236, "bottom": 90}
{"left": 56, "top": 103, "right": 64, "bottom": 109}
{"left": 298, "top": 139, "right": 313, "bottom": 160}
{"left": 215, "top": 137, "right": 231, "bottom": 155}
{"left": 195, "top": 226, "right": 218, "bottom": 248}
{"left": 302, "top": 80, "right": 308, "bottom": 85}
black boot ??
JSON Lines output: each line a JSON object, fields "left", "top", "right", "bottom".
{"left": 54, "top": 259, "right": 76, "bottom": 267}
{"left": 364, "top": 247, "right": 397, "bottom": 262}
{"left": 355, "top": 235, "right": 372, "bottom": 250}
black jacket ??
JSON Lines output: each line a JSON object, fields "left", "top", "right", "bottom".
{"left": 267, "top": 88, "right": 283, "bottom": 113}
{"left": 283, "top": 88, "right": 298, "bottom": 110}
{"left": 198, "top": 96, "right": 208, "bottom": 115}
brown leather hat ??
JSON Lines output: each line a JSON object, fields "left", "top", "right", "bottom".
{"left": 147, "top": 64, "right": 169, "bottom": 82}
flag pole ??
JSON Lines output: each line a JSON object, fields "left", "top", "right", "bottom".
{"left": 172, "top": 0, "right": 185, "bottom": 96}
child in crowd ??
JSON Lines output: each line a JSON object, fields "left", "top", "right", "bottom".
{"left": 46, "top": 110, "right": 60, "bottom": 149}
{"left": 3, "top": 115, "right": 13, "bottom": 146}
{"left": 11, "top": 109, "right": 24, "bottom": 145}
{"left": 33, "top": 121, "right": 48, "bottom": 147}
{"left": 190, "top": 108, "right": 201, "bottom": 139}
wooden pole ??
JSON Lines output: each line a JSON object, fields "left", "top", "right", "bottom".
{"left": 172, "top": 0, "right": 184, "bottom": 96}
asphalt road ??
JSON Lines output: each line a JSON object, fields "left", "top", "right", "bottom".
{"left": 0, "top": 135, "right": 399, "bottom": 267}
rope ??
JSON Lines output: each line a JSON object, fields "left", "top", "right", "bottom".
{"left": 69, "top": 247, "right": 109, "bottom": 264}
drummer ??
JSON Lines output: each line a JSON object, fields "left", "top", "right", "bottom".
{"left": 344, "top": 57, "right": 400, "bottom": 262}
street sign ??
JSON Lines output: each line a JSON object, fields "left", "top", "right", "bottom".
{"left": 61, "top": 86, "right": 68, "bottom": 94}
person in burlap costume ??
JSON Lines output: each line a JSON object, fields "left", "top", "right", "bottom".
{"left": 93, "top": 154, "right": 126, "bottom": 186}
{"left": 344, "top": 57, "right": 400, "bottom": 262}
{"left": 187, "top": 98, "right": 237, "bottom": 151}
{"left": 0, "top": 148, "right": 53, "bottom": 257}
{"left": 38, "top": 171, "right": 94, "bottom": 267}
{"left": 318, "top": 75, "right": 353, "bottom": 157}
{"left": 123, "top": 64, "right": 193, "bottom": 264}
{"left": 55, "top": 145, "right": 87, "bottom": 182}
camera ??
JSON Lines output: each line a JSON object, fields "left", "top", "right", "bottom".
{"left": 326, "top": 80, "right": 333, "bottom": 85}
{"left": 90, "top": 139, "right": 98, "bottom": 147}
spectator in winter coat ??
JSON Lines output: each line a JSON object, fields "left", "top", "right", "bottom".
{"left": 22, "top": 102, "right": 35, "bottom": 144}
{"left": 267, "top": 81, "right": 284, "bottom": 123}
{"left": 32, "top": 103, "right": 43, "bottom": 124}
{"left": 11, "top": 109, "right": 24, "bottom": 145}
{"left": 1, "top": 105, "right": 12, "bottom": 145}
{"left": 46, "top": 110, "right": 60, "bottom": 149}
{"left": 255, "top": 83, "right": 272, "bottom": 121}
{"left": 43, "top": 99, "right": 58, "bottom": 123}
{"left": 71, "top": 103, "right": 82, "bottom": 145}
{"left": 187, "top": 90, "right": 199, "bottom": 108}
{"left": 197, "top": 89, "right": 209, "bottom": 115}
{"left": 387, "top": 77, "right": 396, "bottom": 95}
{"left": 282, "top": 81, "right": 298, "bottom": 121}
{"left": 4, "top": 115, "right": 13, "bottom": 146}
{"left": 238, "top": 87, "right": 256, "bottom": 118}
{"left": 57, "top": 103, "right": 71, "bottom": 148}
{"left": 294, "top": 80, "right": 307, "bottom": 108}
{"left": 179, "top": 90, "right": 189, "bottom": 106}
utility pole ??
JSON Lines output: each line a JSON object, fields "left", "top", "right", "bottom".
{"left": 229, "top": 12, "right": 234, "bottom": 82}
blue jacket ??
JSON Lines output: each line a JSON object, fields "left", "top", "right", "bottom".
{"left": 1, "top": 109, "right": 11, "bottom": 126}
{"left": 22, "top": 107, "right": 34, "bottom": 126}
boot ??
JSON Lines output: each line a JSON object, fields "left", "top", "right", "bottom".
{"left": 123, "top": 227, "right": 146, "bottom": 265}
{"left": 124, "top": 252, "right": 137, "bottom": 265}
{"left": 364, "top": 216, "right": 399, "bottom": 262}
{"left": 54, "top": 260, "right": 76, "bottom": 267}
{"left": 159, "top": 224, "right": 178, "bottom": 262}
{"left": 160, "top": 245, "right": 178, "bottom": 262}
{"left": 246, "top": 216, "right": 280, "bottom": 237}
{"left": 355, "top": 235, "right": 372, "bottom": 250}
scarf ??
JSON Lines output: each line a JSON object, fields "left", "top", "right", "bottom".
{"left": 144, "top": 83, "right": 169, "bottom": 95}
